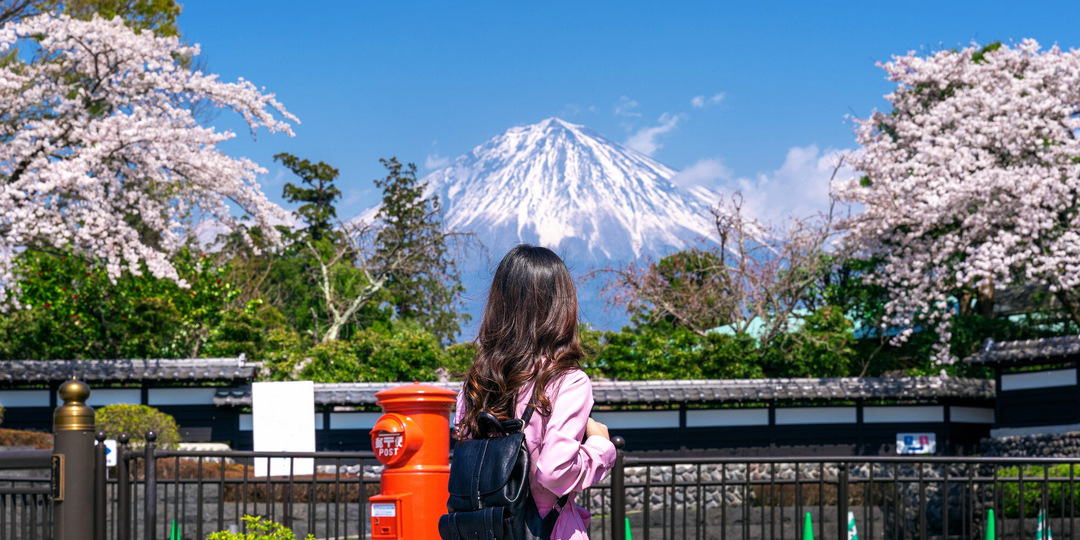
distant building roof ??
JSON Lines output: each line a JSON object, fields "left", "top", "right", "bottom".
{"left": 213, "top": 376, "right": 994, "bottom": 408}
{"left": 964, "top": 335, "right": 1080, "bottom": 366}
{"left": 0, "top": 357, "right": 259, "bottom": 384}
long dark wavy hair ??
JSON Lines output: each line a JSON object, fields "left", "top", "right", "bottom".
{"left": 457, "top": 245, "right": 583, "bottom": 439}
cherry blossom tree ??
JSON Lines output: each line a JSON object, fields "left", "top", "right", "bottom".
{"left": 597, "top": 192, "right": 838, "bottom": 343}
{"left": 836, "top": 40, "right": 1080, "bottom": 363}
{"left": 0, "top": 14, "right": 297, "bottom": 305}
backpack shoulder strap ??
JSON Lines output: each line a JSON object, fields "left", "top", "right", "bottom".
{"left": 518, "top": 380, "right": 542, "bottom": 425}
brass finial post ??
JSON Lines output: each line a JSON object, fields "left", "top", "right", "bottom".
{"left": 52, "top": 379, "right": 96, "bottom": 540}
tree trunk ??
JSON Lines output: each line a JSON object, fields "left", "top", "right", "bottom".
{"left": 975, "top": 283, "right": 996, "bottom": 319}
{"left": 1055, "top": 289, "right": 1080, "bottom": 329}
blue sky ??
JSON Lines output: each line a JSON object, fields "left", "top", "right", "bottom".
{"left": 178, "top": 1, "right": 1080, "bottom": 224}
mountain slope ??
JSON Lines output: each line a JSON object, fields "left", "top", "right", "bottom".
{"left": 354, "top": 117, "right": 729, "bottom": 334}
{"left": 424, "top": 118, "right": 720, "bottom": 263}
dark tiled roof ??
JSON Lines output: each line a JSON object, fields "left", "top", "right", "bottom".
{"left": 0, "top": 358, "right": 258, "bottom": 384}
{"left": 964, "top": 335, "right": 1080, "bottom": 366}
{"left": 592, "top": 377, "right": 993, "bottom": 404}
{"left": 213, "top": 376, "right": 993, "bottom": 407}
{"left": 214, "top": 382, "right": 460, "bottom": 407}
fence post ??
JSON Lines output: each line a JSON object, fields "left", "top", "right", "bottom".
{"left": 611, "top": 436, "right": 626, "bottom": 540}
{"left": 144, "top": 431, "right": 158, "bottom": 540}
{"left": 117, "top": 433, "right": 131, "bottom": 540}
{"left": 94, "top": 431, "right": 107, "bottom": 540}
{"left": 52, "top": 379, "right": 97, "bottom": 540}
{"left": 837, "top": 462, "right": 849, "bottom": 540}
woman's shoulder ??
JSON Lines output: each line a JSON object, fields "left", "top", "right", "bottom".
{"left": 547, "top": 368, "right": 593, "bottom": 395}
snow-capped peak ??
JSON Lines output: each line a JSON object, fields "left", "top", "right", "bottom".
{"left": 423, "top": 117, "right": 721, "bottom": 261}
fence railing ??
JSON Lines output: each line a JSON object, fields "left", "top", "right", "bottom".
{"left": 0, "top": 449, "right": 53, "bottom": 540}
{"left": 113, "top": 434, "right": 381, "bottom": 540}
{"left": 607, "top": 451, "right": 1080, "bottom": 540}
{"left": 108, "top": 433, "right": 1080, "bottom": 540}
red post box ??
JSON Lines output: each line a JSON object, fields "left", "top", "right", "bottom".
{"left": 369, "top": 382, "right": 457, "bottom": 539}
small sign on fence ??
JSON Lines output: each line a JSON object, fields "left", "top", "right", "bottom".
{"left": 105, "top": 439, "right": 117, "bottom": 467}
{"left": 896, "top": 432, "right": 936, "bottom": 454}
{"left": 50, "top": 454, "right": 64, "bottom": 501}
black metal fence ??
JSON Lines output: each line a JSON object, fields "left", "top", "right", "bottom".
{"left": 111, "top": 435, "right": 382, "bottom": 540}
{"left": 0, "top": 450, "right": 53, "bottom": 540}
{"left": 12, "top": 428, "right": 1080, "bottom": 540}
{"left": 608, "top": 451, "right": 1080, "bottom": 540}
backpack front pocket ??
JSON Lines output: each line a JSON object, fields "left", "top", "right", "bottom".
{"left": 438, "top": 507, "right": 507, "bottom": 540}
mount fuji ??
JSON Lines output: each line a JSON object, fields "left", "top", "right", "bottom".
{"left": 358, "top": 117, "right": 729, "bottom": 334}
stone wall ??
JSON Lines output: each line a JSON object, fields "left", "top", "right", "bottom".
{"left": 979, "top": 431, "right": 1080, "bottom": 457}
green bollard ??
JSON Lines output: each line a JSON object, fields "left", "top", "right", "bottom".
{"left": 624, "top": 517, "right": 632, "bottom": 540}
{"left": 803, "top": 512, "right": 814, "bottom": 540}
{"left": 985, "top": 508, "right": 995, "bottom": 540}
{"left": 169, "top": 519, "right": 180, "bottom": 540}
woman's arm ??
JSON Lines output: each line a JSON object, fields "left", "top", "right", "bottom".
{"left": 533, "top": 370, "right": 617, "bottom": 496}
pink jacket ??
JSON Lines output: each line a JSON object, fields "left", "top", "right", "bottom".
{"left": 454, "top": 369, "right": 616, "bottom": 533}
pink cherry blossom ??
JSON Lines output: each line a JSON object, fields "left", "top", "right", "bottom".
{"left": 837, "top": 40, "right": 1080, "bottom": 363}
{"left": 0, "top": 14, "right": 297, "bottom": 305}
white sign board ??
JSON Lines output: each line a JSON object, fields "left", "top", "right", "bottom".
{"left": 896, "top": 432, "right": 936, "bottom": 455}
{"left": 371, "top": 503, "right": 397, "bottom": 517}
{"left": 252, "top": 381, "right": 315, "bottom": 477}
{"left": 104, "top": 439, "right": 117, "bottom": 467}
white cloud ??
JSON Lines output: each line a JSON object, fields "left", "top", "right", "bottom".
{"left": 671, "top": 158, "right": 732, "bottom": 188}
{"left": 614, "top": 96, "right": 641, "bottom": 117}
{"left": 625, "top": 113, "right": 681, "bottom": 156}
{"left": 731, "top": 145, "right": 854, "bottom": 226}
{"left": 690, "top": 93, "right": 725, "bottom": 108}
{"left": 425, "top": 153, "right": 450, "bottom": 170}
{"left": 561, "top": 103, "right": 583, "bottom": 117}
{"left": 341, "top": 188, "right": 363, "bottom": 208}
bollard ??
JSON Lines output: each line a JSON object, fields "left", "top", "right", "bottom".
{"left": 368, "top": 382, "right": 457, "bottom": 540}
{"left": 145, "top": 430, "right": 158, "bottom": 540}
{"left": 52, "top": 379, "right": 97, "bottom": 540}
{"left": 117, "top": 433, "right": 131, "bottom": 540}
{"left": 837, "top": 463, "right": 848, "bottom": 540}
{"left": 611, "top": 436, "right": 626, "bottom": 540}
{"left": 94, "top": 430, "right": 107, "bottom": 540}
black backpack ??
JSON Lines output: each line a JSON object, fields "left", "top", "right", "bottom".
{"left": 439, "top": 400, "right": 568, "bottom": 540}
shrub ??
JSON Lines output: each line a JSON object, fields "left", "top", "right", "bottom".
{"left": 442, "top": 342, "right": 477, "bottom": 379}
{"left": 0, "top": 428, "right": 53, "bottom": 449}
{"left": 207, "top": 515, "right": 314, "bottom": 540}
{"left": 95, "top": 404, "right": 182, "bottom": 449}
{"left": 295, "top": 321, "right": 444, "bottom": 383}
{"left": 998, "top": 464, "right": 1080, "bottom": 518}
{"left": 204, "top": 304, "right": 289, "bottom": 361}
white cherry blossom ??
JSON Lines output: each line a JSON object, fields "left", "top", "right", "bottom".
{"left": 0, "top": 14, "right": 297, "bottom": 304}
{"left": 837, "top": 40, "right": 1080, "bottom": 363}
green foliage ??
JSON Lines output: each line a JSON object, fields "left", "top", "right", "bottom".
{"left": 203, "top": 302, "right": 289, "bottom": 361}
{"left": 443, "top": 342, "right": 477, "bottom": 379}
{"left": 636, "top": 249, "right": 732, "bottom": 332}
{"left": 2, "top": 0, "right": 182, "bottom": 36}
{"left": 585, "top": 324, "right": 764, "bottom": 380}
{"left": 290, "top": 321, "right": 445, "bottom": 383}
{"left": 220, "top": 231, "right": 369, "bottom": 343}
{"left": 762, "top": 306, "right": 854, "bottom": 378}
{"left": 0, "top": 404, "right": 4, "bottom": 427}
{"left": 971, "top": 41, "right": 1003, "bottom": 63}
{"left": 207, "top": 515, "right": 314, "bottom": 540}
{"left": 0, "top": 249, "right": 237, "bottom": 360}
{"left": 95, "top": 404, "right": 182, "bottom": 449}
{"left": 374, "top": 157, "right": 467, "bottom": 344}
{"left": 276, "top": 152, "right": 342, "bottom": 242}
{"left": 64, "top": 0, "right": 182, "bottom": 36}
{"left": 998, "top": 464, "right": 1080, "bottom": 518}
